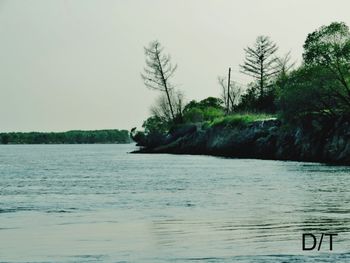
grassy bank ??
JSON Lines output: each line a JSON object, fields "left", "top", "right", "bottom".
{"left": 207, "top": 113, "right": 276, "bottom": 128}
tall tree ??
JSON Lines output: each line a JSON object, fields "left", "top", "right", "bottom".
{"left": 141, "top": 40, "right": 177, "bottom": 120}
{"left": 240, "top": 36, "right": 279, "bottom": 98}
{"left": 303, "top": 22, "right": 350, "bottom": 106}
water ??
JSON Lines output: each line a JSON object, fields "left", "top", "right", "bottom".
{"left": 1, "top": 144, "right": 350, "bottom": 262}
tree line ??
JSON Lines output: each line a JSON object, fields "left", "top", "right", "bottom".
{"left": 0, "top": 129, "right": 130, "bottom": 144}
{"left": 135, "top": 21, "right": 350, "bottom": 138}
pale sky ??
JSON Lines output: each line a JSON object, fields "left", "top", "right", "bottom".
{"left": 1, "top": 0, "right": 349, "bottom": 132}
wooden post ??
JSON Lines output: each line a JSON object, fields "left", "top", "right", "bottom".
{"left": 227, "top": 67, "right": 231, "bottom": 114}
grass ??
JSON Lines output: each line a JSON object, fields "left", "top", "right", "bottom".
{"left": 206, "top": 113, "right": 276, "bottom": 128}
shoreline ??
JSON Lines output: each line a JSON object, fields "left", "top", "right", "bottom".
{"left": 132, "top": 118, "right": 350, "bottom": 165}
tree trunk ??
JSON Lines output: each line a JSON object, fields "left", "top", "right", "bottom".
{"left": 226, "top": 67, "right": 231, "bottom": 114}
{"left": 260, "top": 59, "right": 264, "bottom": 99}
{"left": 155, "top": 46, "right": 175, "bottom": 120}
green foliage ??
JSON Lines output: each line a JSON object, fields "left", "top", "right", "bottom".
{"left": 277, "top": 65, "right": 342, "bottom": 122}
{"left": 302, "top": 22, "right": 350, "bottom": 111}
{"left": 142, "top": 115, "right": 168, "bottom": 135}
{"left": 184, "top": 107, "right": 224, "bottom": 123}
{"left": 183, "top": 97, "right": 224, "bottom": 111}
{"left": 0, "top": 130, "right": 130, "bottom": 144}
{"left": 131, "top": 116, "right": 169, "bottom": 147}
{"left": 182, "top": 97, "right": 225, "bottom": 123}
{"left": 208, "top": 113, "right": 275, "bottom": 128}
{"left": 195, "top": 97, "right": 224, "bottom": 109}
{"left": 277, "top": 22, "right": 350, "bottom": 123}
{"left": 303, "top": 22, "right": 350, "bottom": 67}
{"left": 236, "top": 84, "right": 276, "bottom": 113}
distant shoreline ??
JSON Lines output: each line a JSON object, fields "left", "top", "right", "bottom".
{"left": 0, "top": 143, "right": 131, "bottom": 145}
{"left": 0, "top": 129, "right": 131, "bottom": 144}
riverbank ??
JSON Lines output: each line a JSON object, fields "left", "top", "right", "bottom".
{"left": 133, "top": 117, "right": 350, "bottom": 165}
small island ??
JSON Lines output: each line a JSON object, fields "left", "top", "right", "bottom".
{"left": 132, "top": 22, "right": 350, "bottom": 165}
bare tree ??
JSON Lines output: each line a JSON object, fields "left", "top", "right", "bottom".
{"left": 276, "top": 51, "right": 295, "bottom": 76}
{"left": 240, "top": 35, "right": 279, "bottom": 98}
{"left": 151, "top": 94, "right": 172, "bottom": 122}
{"left": 218, "top": 76, "right": 242, "bottom": 112}
{"left": 141, "top": 40, "right": 177, "bottom": 120}
{"left": 151, "top": 90, "right": 185, "bottom": 122}
{"left": 173, "top": 90, "right": 185, "bottom": 118}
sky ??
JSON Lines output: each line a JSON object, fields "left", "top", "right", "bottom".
{"left": 1, "top": 0, "right": 350, "bottom": 132}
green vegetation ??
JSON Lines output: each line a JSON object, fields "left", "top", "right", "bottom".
{"left": 278, "top": 22, "right": 350, "bottom": 123}
{"left": 134, "top": 22, "right": 350, "bottom": 146}
{"left": 0, "top": 129, "right": 130, "bottom": 144}
{"left": 182, "top": 97, "right": 225, "bottom": 123}
{"left": 207, "top": 113, "right": 276, "bottom": 128}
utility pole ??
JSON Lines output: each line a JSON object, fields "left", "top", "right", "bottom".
{"left": 226, "top": 67, "right": 231, "bottom": 114}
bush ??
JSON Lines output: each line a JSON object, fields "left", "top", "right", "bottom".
{"left": 183, "top": 106, "right": 224, "bottom": 123}
{"left": 182, "top": 97, "right": 225, "bottom": 123}
{"left": 277, "top": 65, "right": 342, "bottom": 123}
{"left": 236, "top": 85, "right": 276, "bottom": 113}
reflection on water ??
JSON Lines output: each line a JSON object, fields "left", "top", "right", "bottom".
{"left": 1, "top": 145, "right": 350, "bottom": 262}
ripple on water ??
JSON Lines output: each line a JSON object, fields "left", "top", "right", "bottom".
{"left": 1, "top": 144, "right": 350, "bottom": 262}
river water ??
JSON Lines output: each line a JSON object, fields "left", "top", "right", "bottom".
{"left": 1, "top": 144, "right": 350, "bottom": 262}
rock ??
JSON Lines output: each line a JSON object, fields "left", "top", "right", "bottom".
{"left": 133, "top": 117, "right": 350, "bottom": 165}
